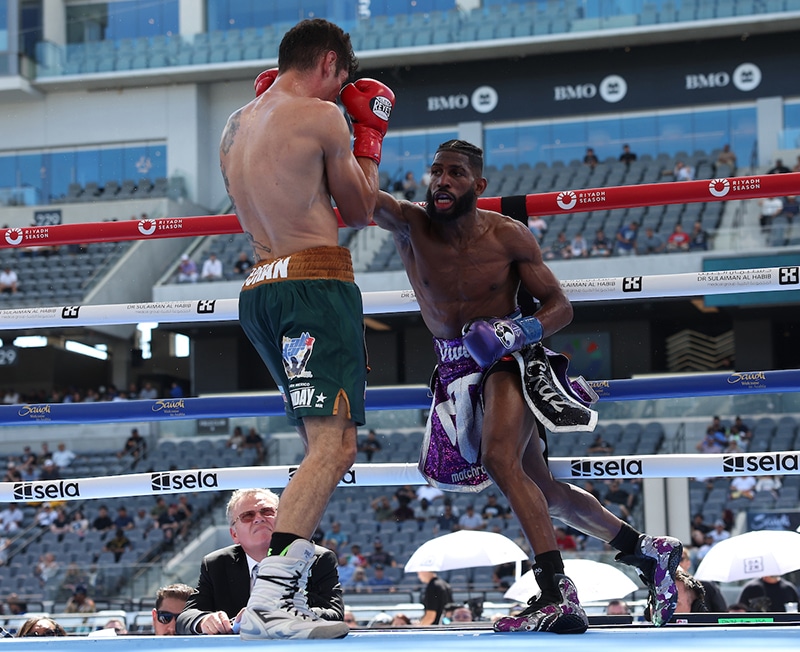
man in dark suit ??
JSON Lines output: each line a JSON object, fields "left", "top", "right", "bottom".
{"left": 177, "top": 488, "right": 343, "bottom": 635}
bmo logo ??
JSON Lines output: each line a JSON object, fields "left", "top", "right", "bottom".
{"left": 427, "top": 85, "right": 498, "bottom": 114}
{"left": 685, "top": 62, "right": 761, "bottom": 92}
{"left": 554, "top": 75, "right": 627, "bottom": 103}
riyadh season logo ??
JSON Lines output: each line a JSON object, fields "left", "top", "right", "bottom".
{"left": 556, "top": 191, "right": 578, "bottom": 210}
{"left": 709, "top": 179, "right": 730, "bottom": 197}
{"left": 138, "top": 219, "right": 157, "bottom": 236}
{"left": 4, "top": 228, "right": 23, "bottom": 246}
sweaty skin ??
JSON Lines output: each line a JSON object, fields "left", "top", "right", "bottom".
{"left": 220, "top": 59, "right": 378, "bottom": 262}
{"left": 373, "top": 148, "right": 624, "bottom": 559}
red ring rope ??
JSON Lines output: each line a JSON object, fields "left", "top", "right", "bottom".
{"left": 2, "top": 173, "right": 797, "bottom": 249}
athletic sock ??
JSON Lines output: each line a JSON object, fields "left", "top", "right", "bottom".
{"left": 268, "top": 532, "right": 304, "bottom": 556}
{"left": 608, "top": 521, "right": 641, "bottom": 556}
{"left": 533, "top": 550, "right": 565, "bottom": 601}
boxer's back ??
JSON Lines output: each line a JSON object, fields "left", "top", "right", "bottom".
{"left": 221, "top": 89, "right": 342, "bottom": 261}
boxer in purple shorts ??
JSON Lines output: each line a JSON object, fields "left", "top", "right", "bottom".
{"left": 374, "top": 139, "right": 682, "bottom": 634}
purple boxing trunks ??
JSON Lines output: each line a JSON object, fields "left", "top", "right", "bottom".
{"left": 419, "top": 338, "right": 599, "bottom": 493}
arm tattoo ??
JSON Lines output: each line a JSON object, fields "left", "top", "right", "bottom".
{"left": 220, "top": 112, "right": 241, "bottom": 155}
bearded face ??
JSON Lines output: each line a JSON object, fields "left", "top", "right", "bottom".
{"left": 425, "top": 185, "right": 477, "bottom": 223}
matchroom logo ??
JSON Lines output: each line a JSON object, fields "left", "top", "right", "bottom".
{"left": 570, "top": 458, "right": 643, "bottom": 478}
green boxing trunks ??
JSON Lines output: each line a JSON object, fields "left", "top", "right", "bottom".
{"left": 238, "top": 246, "right": 367, "bottom": 428}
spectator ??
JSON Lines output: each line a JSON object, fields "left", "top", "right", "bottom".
{"left": 451, "top": 606, "right": 473, "bottom": 622}
{"left": 586, "top": 433, "right": 614, "bottom": 455}
{"left": 696, "top": 427, "right": 728, "bottom": 454}
{"left": 590, "top": 228, "right": 613, "bottom": 257}
{"left": 402, "top": 171, "right": 418, "bottom": 200}
{"left": 357, "top": 428, "right": 382, "bottom": 462}
{"left": 39, "top": 458, "right": 59, "bottom": 481}
{"left": 570, "top": 232, "right": 589, "bottom": 258}
{"left": 690, "top": 513, "right": 711, "bottom": 546}
{"left": 35, "top": 503, "right": 58, "bottom": 529}
{"left": 637, "top": 226, "right": 665, "bottom": 254}
{"left": 729, "top": 475, "right": 756, "bottom": 500}
{"left": 754, "top": 474, "right": 782, "bottom": 497}
{"left": 781, "top": 195, "right": 799, "bottom": 220}
{"left": 243, "top": 427, "right": 266, "bottom": 464}
{"left": 420, "top": 166, "right": 432, "bottom": 189}
{"left": 92, "top": 505, "right": 115, "bottom": 533}
{"left": 51, "top": 442, "right": 76, "bottom": 469}
{"left": 527, "top": 215, "right": 548, "bottom": 241}
{"left": 689, "top": 221, "right": 710, "bottom": 251}
{"left": 64, "top": 584, "right": 96, "bottom": 613}
{"left": 416, "top": 482, "right": 444, "bottom": 504}
{"left": 366, "top": 537, "right": 396, "bottom": 568}
{"left": 176, "top": 254, "right": 199, "bottom": 283}
{"left": 606, "top": 599, "right": 631, "bottom": 615}
{"left": 15, "top": 617, "right": 66, "bottom": 638}
{"left": 176, "top": 495, "right": 194, "bottom": 536}
{"left": 458, "top": 504, "right": 485, "bottom": 531}
{"left": 343, "top": 566, "right": 369, "bottom": 593}
{"left": 707, "top": 519, "right": 730, "bottom": 545}
{"left": 139, "top": 382, "right": 158, "bottom": 400}
{"left": 367, "top": 564, "right": 396, "bottom": 593}
{"left": 5, "top": 593, "right": 27, "bottom": 616}
{"left": 679, "top": 546, "right": 727, "bottom": 612}
{"left": 370, "top": 495, "right": 393, "bottom": 526}
{"left": 133, "top": 507, "right": 155, "bottom": 538}
{"left": 169, "top": 381, "right": 184, "bottom": 398}
{"left": 0, "top": 502, "right": 24, "bottom": 535}
{"left": 435, "top": 502, "right": 459, "bottom": 534}
{"left": 324, "top": 521, "right": 349, "bottom": 552}
{"left": 226, "top": 426, "right": 246, "bottom": 450}
{"left": 103, "top": 618, "right": 128, "bottom": 635}
{"left": 672, "top": 161, "right": 694, "bottom": 181}
{"left": 619, "top": 144, "right": 637, "bottom": 165}
{"left": 50, "top": 507, "right": 71, "bottom": 540}
{"left": 727, "top": 415, "right": 752, "bottom": 448}
{"left": 0, "top": 265, "right": 18, "bottom": 294}
{"left": 118, "top": 427, "right": 147, "bottom": 469}
{"left": 758, "top": 195, "right": 784, "bottom": 233}
{"left": 152, "top": 583, "right": 193, "bottom": 635}
{"left": 583, "top": 147, "right": 599, "bottom": 169}
{"left": 715, "top": 144, "right": 737, "bottom": 169}
{"left": 615, "top": 221, "right": 638, "bottom": 255}
{"left": 102, "top": 528, "right": 132, "bottom": 562}
{"left": 393, "top": 485, "right": 415, "bottom": 522}
{"left": 738, "top": 575, "right": 800, "bottom": 612}
{"left": 417, "top": 571, "right": 453, "bottom": 625}
{"left": 767, "top": 159, "right": 791, "bottom": 174}
{"left": 343, "top": 611, "right": 358, "bottom": 628}
{"left": 157, "top": 503, "right": 182, "bottom": 546}
{"left": 413, "top": 497, "right": 436, "bottom": 530}
{"left": 554, "top": 526, "right": 578, "bottom": 551}
{"left": 666, "top": 223, "right": 691, "bottom": 252}
{"left": 481, "top": 493, "right": 509, "bottom": 520}
{"left": 201, "top": 252, "right": 223, "bottom": 281}
{"left": 603, "top": 479, "right": 633, "bottom": 522}
{"left": 233, "top": 251, "right": 254, "bottom": 276}
{"left": 70, "top": 509, "right": 89, "bottom": 538}
{"left": 542, "top": 230, "right": 571, "bottom": 260}
{"left": 347, "top": 543, "right": 367, "bottom": 568}
{"left": 673, "top": 568, "right": 707, "bottom": 614}
{"left": 176, "top": 487, "right": 344, "bottom": 635}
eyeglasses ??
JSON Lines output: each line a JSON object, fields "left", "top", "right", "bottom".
{"left": 29, "top": 629, "right": 58, "bottom": 637}
{"left": 156, "top": 611, "right": 178, "bottom": 625}
{"left": 231, "top": 506, "right": 276, "bottom": 526}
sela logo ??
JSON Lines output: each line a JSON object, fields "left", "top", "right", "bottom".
{"left": 427, "top": 85, "right": 498, "bottom": 114}
{"left": 779, "top": 267, "right": 799, "bottom": 285}
{"left": 685, "top": 62, "right": 762, "bottom": 92}
{"left": 708, "top": 178, "right": 730, "bottom": 197}
{"left": 371, "top": 96, "right": 393, "bottom": 121}
{"left": 288, "top": 467, "right": 357, "bottom": 484}
{"left": 556, "top": 191, "right": 577, "bottom": 210}
{"left": 722, "top": 453, "right": 799, "bottom": 474}
{"left": 13, "top": 480, "right": 80, "bottom": 500}
{"left": 570, "top": 458, "right": 643, "bottom": 478}
{"left": 554, "top": 75, "right": 627, "bottom": 103}
{"left": 151, "top": 471, "right": 218, "bottom": 491}
{"left": 4, "top": 228, "right": 23, "bottom": 246}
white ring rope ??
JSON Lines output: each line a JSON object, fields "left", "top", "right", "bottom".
{"left": 3, "top": 452, "right": 798, "bottom": 502}
{"left": 0, "top": 266, "right": 796, "bottom": 329}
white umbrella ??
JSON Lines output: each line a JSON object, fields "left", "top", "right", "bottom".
{"left": 404, "top": 530, "right": 528, "bottom": 573}
{"left": 504, "top": 559, "right": 638, "bottom": 603}
{"left": 695, "top": 529, "right": 800, "bottom": 582}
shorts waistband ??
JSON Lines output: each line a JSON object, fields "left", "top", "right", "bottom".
{"left": 433, "top": 337, "right": 471, "bottom": 363}
{"left": 242, "top": 246, "right": 354, "bottom": 289}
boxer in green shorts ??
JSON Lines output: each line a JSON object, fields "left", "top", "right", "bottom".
{"left": 238, "top": 246, "right": 367, "bottom": 428}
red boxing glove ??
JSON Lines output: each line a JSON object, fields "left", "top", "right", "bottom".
{"left": 340, "top": 78, "right": 395, "bottom": 164}
{"left": 254, "top": 68, "right": 278, "bottom": 97}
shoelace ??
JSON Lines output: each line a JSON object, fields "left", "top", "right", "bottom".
{"left": 260, "top": 569, "right": 311, "bottom": 619}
